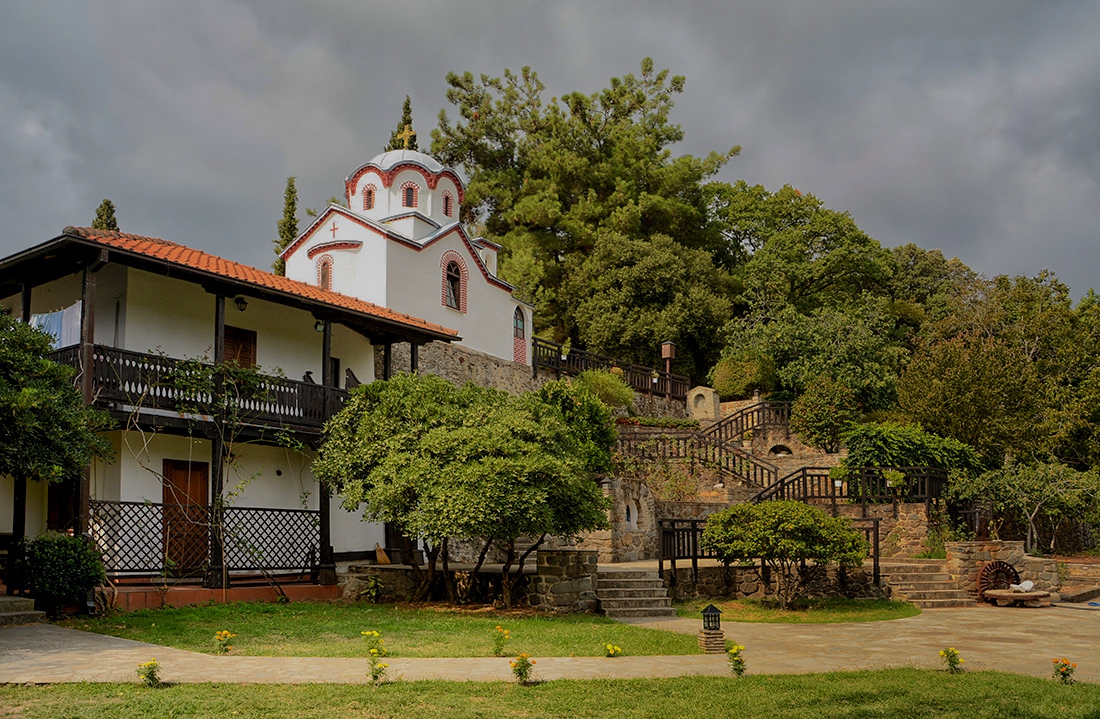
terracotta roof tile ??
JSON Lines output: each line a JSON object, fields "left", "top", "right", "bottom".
{"left": 62, "top": 226, "right": 458, "bottom": 339}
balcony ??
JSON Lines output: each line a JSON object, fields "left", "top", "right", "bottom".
{"left": 49, "top": 345, "right": 349, "bottom": 435}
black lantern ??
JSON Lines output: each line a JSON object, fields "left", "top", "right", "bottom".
{"left": 702, "top": 604, "right": 722, "bottom": 631}
{"left": 234, "top": 296, "right": 248, "bottom": 312}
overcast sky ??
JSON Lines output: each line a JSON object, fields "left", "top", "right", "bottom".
{"left": 2, "top": 1, "right": 1098, "bottom": 296}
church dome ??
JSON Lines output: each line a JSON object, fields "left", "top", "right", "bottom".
{"left": 366, "top": 149, "right": 445, "bottom": 174}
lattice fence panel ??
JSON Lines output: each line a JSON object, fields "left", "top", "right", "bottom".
{"left": 223, "top": 507, "right": 319, "bottom": 572}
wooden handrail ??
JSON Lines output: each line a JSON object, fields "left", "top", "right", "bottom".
{"left": 531, "top": 337, "right": 690, "bottom": 400}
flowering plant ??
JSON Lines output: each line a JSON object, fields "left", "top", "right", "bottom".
{"left": 939, "top": 647, "right": 963, "bottom": 674}
{"left": 727, "top": 644, "right": 746, "bottom": 677}
{"left": 1053, "top": 658, "right": 1077, "bottom": 685}
{"left": 136, "top": 659, "right": 161, "bottom": 687}
{"left": 491, "top": 625, "right": 511, "bottom": 656}
{"left": 510, "top": 653, "right": 536, "bottom": 685}
{"left": 603, "top": 643, "right": 622, "bottom": 658}
{"left": 362, "top": 630, "right": 389, "bottom": 683}
{"left": 214, "top": 629, "right": 237, "bottom": 653}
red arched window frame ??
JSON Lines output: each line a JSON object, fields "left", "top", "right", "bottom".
{"left": 362, "top": 184, "right": 376, "bottom": 211}
{"left": 442, "top": 191, "right": 454, "bottom": 218}
{"left": 512, "top": 307, "right": 527, "bottom": 364}
{"left": 401, "top": 181, "right": 419, "bottom": 208}
{"left": 317, "top": 255, "right": 333, "bottom": 291}
{"left": 440, "top": 250, "right": 467, "bottom": 313}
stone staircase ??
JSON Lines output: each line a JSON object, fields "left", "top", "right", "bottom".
{"left": 0, "top": 595, "right": 46, "bottom": 627}
{"left": 1059, "top": 561, "right": 1100, "bottom": 603}
{"left": 880, "top": 559, "right": 975, "bottom": 609}
{"left": 596, "top": 566, "right": 677, "bottom": 618}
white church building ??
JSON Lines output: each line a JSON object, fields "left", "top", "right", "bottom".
{"left": 281, "top": 149, "right": 532, "bottom": 366}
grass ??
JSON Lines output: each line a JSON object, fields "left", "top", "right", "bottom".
{"left": 59, "top": 601, "right": 699, "bottom": 658}
{"left": 2, "top": 670, "right": 1098, "bottom": 718}
{"left": 676, "top": 596, "right": 921, "bottom": 623}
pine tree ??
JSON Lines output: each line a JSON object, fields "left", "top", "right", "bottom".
{"left": 384, "top": 95, "right": 418, "bottom": 151}
{"left": 273, "top": 177, "right": 298, "bottom": 275}
{"left": 92, "top": 199, "right": 118, "bottom": 231}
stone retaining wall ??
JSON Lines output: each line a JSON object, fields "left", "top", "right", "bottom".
{"left": 665, "top": 563, "right": 887, "bottom": 602}
{"left": 378, "top": 341, "right": 687, "bottom": 418}
{"left": 945, "top": 540, "right": 1061, "bottom": 598}
{"left": 527, "top": 550, "right": 598, "bottom": 613}
{"left": 833, "top": 502, "right": 932, "bottom": 558}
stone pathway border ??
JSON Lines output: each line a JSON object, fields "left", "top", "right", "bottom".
{"left": 0, "top": 605, "right": 1096, "bottom": 684}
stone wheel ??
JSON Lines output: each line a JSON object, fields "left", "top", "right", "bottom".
{"left": 978, "top": 560, "right": 1020, "bottom": 600}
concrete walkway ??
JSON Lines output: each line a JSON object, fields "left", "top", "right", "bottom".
{"left": 1, "top": 604, "right": 1097, "bottom": 684}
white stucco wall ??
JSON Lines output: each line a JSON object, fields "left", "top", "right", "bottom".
{"left": 0, "top": 475, "right": 48, "bottom": 537}
{"left": 284, "top": 214, "right": 388, "bottom": 308}
{"left": 125, "top": 271, "right": 215, "bottom": 359}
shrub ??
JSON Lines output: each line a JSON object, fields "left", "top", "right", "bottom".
{"left": 8, "top": 532, "right": 105, "bottom": 615}
{"left": 573, "top": 370, "right": 635, "bottom": 412}
{"left": 710, "top": 357, "right": 773, "bottom": 400}
{"left": 701, "top": 501, "right": 867, "bottom": 610}
{"left": 842, "top": 422, "right": 985, "bottom": 474}
{"left": 615, "top": 417, "right": 700, "bottom": 429}
{"left": 789, "top": 376, "right": 859, "bottom": 452}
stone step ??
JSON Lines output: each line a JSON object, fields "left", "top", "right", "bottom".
{"left": 908, "top": 597, "right": 976, "bottom": 609}
{"left": 0, "top": 596, "right": 36, "bottom": 613}
{"left": 598, "top": 597, "right": 672, "bottom": 610}
{"left": 894, "top": 589, "right": 972, "bottom": 601}
{"left": 596, "top": 569, "right": 660, "bottom": 580}
{"left": 597, "top": 587, "right": 675, "bottom": 599}
{"left": 0, "top": 610, "right": 47, "bottom": 627}
{"left": 1060, "top": 585, "right": 1100, "bottom": 603}
{"left": 602, "top": 607, "right": 679, "bottom": 618}
{"left": 883, "top": 572, "right": 952, "bottom": 583}
{"left": 596, "top": 578, "right": 666, "bottom": 590}
{"left": 1063, "top": 565, "right": 1100, "bottom": 580}
{"left": 889, "top": 580, "right": 960, "bottom": 591}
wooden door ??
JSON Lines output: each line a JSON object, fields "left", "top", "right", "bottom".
{"left": 162, "top": 460, "right": 209, "bottom": 575}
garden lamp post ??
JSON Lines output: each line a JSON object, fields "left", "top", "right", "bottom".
{"left": 698, "top": 604, "right": 725, "bottom": 653}
{"left": 661, "top": 341, "right": 676, "bottom": 375}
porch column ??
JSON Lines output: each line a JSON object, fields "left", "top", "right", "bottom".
{"left": 320, "top": 319, "right": 332, "bottom": 417}
{"left": 77, "top": 256, "right": 105, "bottom": 534}
{"left": 383, "top": 341, "right": 392, "bottom": 380}
{"left": 410, "top": 342, "right": 419, "bottom": 373}
{"left": 20, "top": 283, "right": 31, "bottom": 322}
{"left": 317, "top": 482, "right": 336, "bottom": 585}
{"left": 205, "top": 295, "right": 227, "bottom": 588}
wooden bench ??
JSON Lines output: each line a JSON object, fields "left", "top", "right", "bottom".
{"left": 981, "top": 588, "right": 1051, "bottom": 608}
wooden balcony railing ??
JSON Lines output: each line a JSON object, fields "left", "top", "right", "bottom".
{"left": 49, "top": 344, "right": 348, "bottom": 432}
{"left": 704, "top": 401, "right": 791, "bottom": 443}
{"left": 531, "top": 337, "right": 690, "bottom": 400}
{"left": 753, "top": 466, "right": 950, "bottom": 519}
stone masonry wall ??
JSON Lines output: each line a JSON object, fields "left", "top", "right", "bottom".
{"left": 833, "top": 502, "right": 932, "bottom": 558}
{"left": 379, "top": 341, "right": 687, "bottom": 418}
{"left": 551, "top": 477, "right": 657, "bottom": 563}
{"left": 665, "top": 563, "right": 887, "bottom": 602}
{"left": 527, "top": 549, "right": 598, "bottom": 613}
{"left": 945, "top": 540, "right": 1061, "bottom": 598}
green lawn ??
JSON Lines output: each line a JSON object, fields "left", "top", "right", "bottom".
{"left": 2, "top": 670, "right": 1097, "bottom": 718}
{"left": 59, "top": 601, "right": 699, "bottom": 658}
{"left": 676, "top": 597, "right": 921, "bottom": 623}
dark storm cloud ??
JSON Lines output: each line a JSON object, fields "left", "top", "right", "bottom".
{"left": 1, "top": 0, "right": 1097, "bottom": 294}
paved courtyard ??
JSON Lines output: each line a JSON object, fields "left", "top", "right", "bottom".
{"left": 0, "top": 604, "right": 1096, "bottom": 684}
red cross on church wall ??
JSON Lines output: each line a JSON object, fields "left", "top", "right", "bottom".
{"left": 329, "top": 222, "right": 338, "bottom": 238}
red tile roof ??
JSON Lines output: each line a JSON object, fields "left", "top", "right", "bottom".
{"left": 62, "top": 226, "right": 458, "bottom": 339}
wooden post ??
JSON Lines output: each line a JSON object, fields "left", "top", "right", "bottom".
{"left": 410, "top": 342, "right": 419, "bottom": 373}
{"left": 11, "top": 476, "right": 26, "bottom": 543}
{"left": 321, "top": 320, "right": 332, "bottom": 417}
{"left": 20, "top": 283, "right": 31, "bottom": 322}
{"left": 205, "top": 295, "right": 226, "bottom": 589}
{"left": 383, "top": 341, "right": 392, "bottom": 380}
{"left": 76, "top": 261, "right": 101, "bottom": 534}
{"left": 317, "top": 481, "right": 336, "bottom": 585}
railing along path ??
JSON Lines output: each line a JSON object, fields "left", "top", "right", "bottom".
{"left": 615, "top": 426, "right": 780, "bottom": 489}
{"left": 531, "top": 337, "right": 689, "bottom": 400}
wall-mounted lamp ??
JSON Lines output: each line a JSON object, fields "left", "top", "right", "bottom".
{"left": 234, "top": 296, "right": 248, "bottom": 312}
{"left": 314, "top": 320, "right": 326, "bottom": 332}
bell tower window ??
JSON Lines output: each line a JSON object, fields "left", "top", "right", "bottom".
{"left": 362, "top": 184, "right": 376, "bottom": 210}
{"left": 442, "top": 192, "right": 454, "bottom": 218}
{"left": 512, "top": 307, "right": 527, "bottom": 364}
{"left": 317, "top": 255, "right": 333, "bottom": 291}
{"left": 440, "top": 250, "right": 467, "bottom": 313}
{"left": 401, "top": 181, "right": 419, "bottom": 208}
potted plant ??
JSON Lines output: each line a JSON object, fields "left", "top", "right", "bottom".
{"left": 741, "top": 430, "right": 753, "bottom": 448}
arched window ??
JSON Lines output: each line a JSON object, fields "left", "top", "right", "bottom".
{"left": 440, "top": 250, "right": 467, "bottom": 313}
{"left": 442, "top": 192, "right": 454, "bottom": 218}
{"left": 317, "top": 256, "right": 333, "bottom": 291}
{"left": 362, "top": 184, "right": 376, "bottom": 211}
{"left": 513, "top": 307, "right": 525, "bottom": 339}
{"left": 445, "top": 262, "right": 461, "bottom": 309}
{"left": 401, "top": 181, "right": 419, "bottom": 208}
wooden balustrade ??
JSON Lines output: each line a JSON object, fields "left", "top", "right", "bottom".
{"left": 531, "top": 337, "right": 689, "bottom": 400}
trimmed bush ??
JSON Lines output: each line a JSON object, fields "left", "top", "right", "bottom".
{"left": 842, "top": 422, "right": 985, "bottom": 474}
{"left": 789, "top": 376, "right": 859, "bottom": 452}
{"left": 573, "top": 370, "right": 635, "bottom": 412}
{"left": 8, "top": 532, "right": 105, "bottom": 615}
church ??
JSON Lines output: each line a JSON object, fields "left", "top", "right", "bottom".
{"left": 0, "top": 140, "right": 535, "bottom": 593}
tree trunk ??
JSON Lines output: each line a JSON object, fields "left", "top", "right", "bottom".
{"left": 442, "top": 538, "right": 457, "bottom": 604}
{"left": 463, "top": 538, "right": 494, "bottom": 604}
{"left": 499, "top": 540, "right": 517, "bottom": 609}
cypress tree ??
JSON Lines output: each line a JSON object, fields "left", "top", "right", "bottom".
{"left": 273, "top": 176, "right": 298, "bottom": 275}
{"left": 385, "top": 96, "right": 418, "bottom": 151}
{"left": 91, "top": 199, "right": 118, "bottom": 231}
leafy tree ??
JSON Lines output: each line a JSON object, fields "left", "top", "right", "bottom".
{"left": 888, "top": 244, "right": 979, "bottom": 324}
{"left": 563, "top": 233, "right": 734, "bottom": 381}
{"left": 432, "top": 59, "right": 738, "bottom": 367}
{"left": 788, "top": 376, "right": 859, "bottom": 452}
{"left": 0, "top": 314, "right": 113, "bottom": 491}
{"left": 385, "top": 95, "right": 419, "bottom": 151}
{"left": 313, "top": 373, "right": 610, "bottom": 605}
{"left": 841, "top": 422, "right": 985, "bottom": 475}
{"left": 722, "top": 182, "right": 895, "bottom": 314}
{"left": 711, "top": 301, "right": 907, "bottom": 408}
{"left": 91, "top": 199, "right": 118, "bottom": 231}
{"left": 572, "top": 369, "right": 634, "bottom": 414}
{"left": 273, "top": 177, "right": 298, "bottom": 275}
{"left": 949, "top": 459, "right": 1100, "bottom": 553}
{"left": 701, "top": 501, "right": 867, "bottom": 609}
